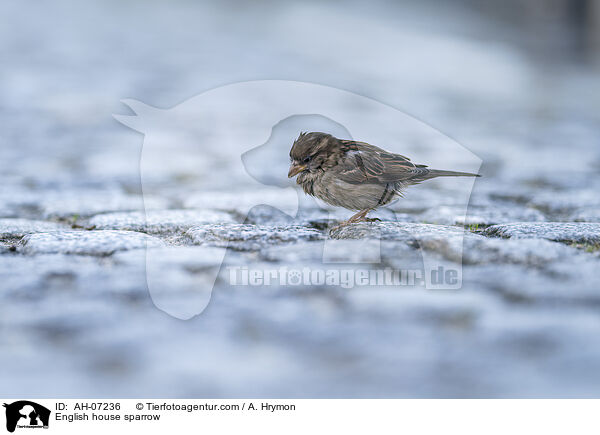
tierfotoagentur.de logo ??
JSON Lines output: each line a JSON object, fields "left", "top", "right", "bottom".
{"left": 3, "top": 401, "right": 50, "bottom": 433}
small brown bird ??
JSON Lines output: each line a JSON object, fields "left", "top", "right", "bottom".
{"left": 288, "top": 132, "right": 480, "bottom": 224}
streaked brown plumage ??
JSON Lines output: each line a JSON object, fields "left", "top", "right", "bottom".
{"left": 288, "top": 132, "right": 480, "bottom": 224}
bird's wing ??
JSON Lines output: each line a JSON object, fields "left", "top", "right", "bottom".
{"left": 336, "top": 140, "right": 430, "bottom": 184}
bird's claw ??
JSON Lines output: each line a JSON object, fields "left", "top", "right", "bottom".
{"left": 328, "top": 216, "right": 381, "bottom": 234}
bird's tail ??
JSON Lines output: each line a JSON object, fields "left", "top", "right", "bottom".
{"left": 425, "top": 169, "right": 481, "bottom": 179}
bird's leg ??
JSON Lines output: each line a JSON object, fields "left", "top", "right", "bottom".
{"left": 348, "top": 209, "right": 380, "bottom": 223}
{"left": 348, "top": 209, "right": 370, "bottom": 223}
{"left": 330, "top": 209, "right": 378, "bottom": 231}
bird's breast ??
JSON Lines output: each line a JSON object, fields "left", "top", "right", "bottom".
{"left": 306, "top": 172, "right": 396, "bottom": 211}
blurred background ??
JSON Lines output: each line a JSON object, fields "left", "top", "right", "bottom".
{"left": 1, "top": 0, "right": 599, "bottom": 397}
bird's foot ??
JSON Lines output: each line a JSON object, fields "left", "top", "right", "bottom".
{"left": 329, "top": 211, "right": 380, "bottom": 234}
{"left": 347, "top": 209, "right": 371, "bottom": 224}
{"left": 347, "top": 210, "right": 380, "bottom": 224}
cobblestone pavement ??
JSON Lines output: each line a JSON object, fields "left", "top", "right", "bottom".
{"left": 1, "top": 0, "right": 600, "bottom": 397}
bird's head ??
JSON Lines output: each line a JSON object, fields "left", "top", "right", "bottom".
{"left": 288, "top": 132, "right": 339, "bottom": 178}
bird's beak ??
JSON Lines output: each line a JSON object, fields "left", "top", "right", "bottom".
{"left": 288, "top": 163, "right": 307, "bottom": 178}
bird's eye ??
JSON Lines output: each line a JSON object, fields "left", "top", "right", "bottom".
{"left": 303, "top": 156, "right": 312, "bottom": 163}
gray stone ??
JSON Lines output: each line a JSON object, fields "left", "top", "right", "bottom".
{"left": 259, "top": 240, "right": 326, "bottom": 263}
{"left": 421, "top": 236, "right": 584, "bottom": 266}
{"left": 113, "top": 247, "right": 242, "bottom": 319}
{"left": 0, "top": 253, "right": 143, "bottom": 296}
{"left": 88, "top": 209, "right": 235, "bottom": 234}
{"left": 419, "top": 205, "right": 546, "bottom": 226}
{"left": 244, "top": 205, "right": 296, "bottom": 226}
{"left": 330, "top": 222, "right": 467, "bottom": 241}
{"left": 387, "top": 187, "right": 471, "bottom": 213}
{"left": 186, "top": 224, "right": 325, "bottom": 250}
{"left": 464, "top": 260, "right": 600, "bottom": 305}
{"left": 184, "top": 189, "right": 297, "bottom": 215}
{"left": 259, "top": 239, "right": 418, "bottom": 264}
{"left": 527, "top": 189, "right": 600, "bottom": 215}
{"left": 243, "top": 206, "right": 417, "bottom": 229}
{"left": 19, "top": 230, "right": 165, "bottom": 256}
{"left": 570, "top": 207, "right": 600, "bottom": 223}
{"left": 484, "top": 222, "right": 600, "bottom": 244}
{"left": 0, "top": 218, "right": 66, "bottom": 238}
{"left": 40, "top": 190, "right": 170, "bottom": 219}
{"left": 0, "top": 188, "right": 45, "bottom": 218}
{"left": 113, "top": 245, "right": 236, "bottom": 268}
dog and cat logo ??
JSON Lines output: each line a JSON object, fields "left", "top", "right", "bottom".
{"left": 3, "top": 401, "right": 50, "bottom": 432}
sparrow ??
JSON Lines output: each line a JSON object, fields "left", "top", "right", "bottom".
{"left": 288, "top": 132, "right": 480, "bottom": 224}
